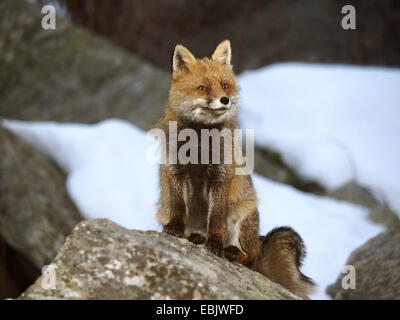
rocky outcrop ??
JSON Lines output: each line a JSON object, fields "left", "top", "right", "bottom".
{"left": 0, "top": 127, "right": 82, "bottom": 298}
{"left": 21, "top": 219, "right": 300, "bottom": 300}
{"left": 327, "top": 225, "right": 400, "bottom": 299}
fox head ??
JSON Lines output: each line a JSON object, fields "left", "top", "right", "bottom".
{"left": 168, "top": 40, "right": 239, "bottom": 125}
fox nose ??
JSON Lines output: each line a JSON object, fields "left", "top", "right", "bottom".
{"left": 220, "top": 97, "right": 230, "bottom": 105}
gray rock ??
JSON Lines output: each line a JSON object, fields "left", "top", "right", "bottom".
{"left": 21, "top": 219, "right": 300, "bottom": 300}
{"left": 0, "top": 0, "right": 169, "bottom": 131}
{"left": 0, "top": 127, "right": 82, "bottom": 269}
{"left": 327, "top": 225, "right": 400, "bottom": 299}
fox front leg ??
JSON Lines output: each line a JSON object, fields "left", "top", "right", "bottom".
{"left": 163, "top": 179, "right": 186, "bottom": 238}
{"left": 185, "top": 179, "right": 208, "bottom": 245}
{"left": 206, "top": 186, "right": 227, "bottom": 257}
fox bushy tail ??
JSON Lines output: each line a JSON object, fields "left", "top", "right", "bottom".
{"left": 251, "top": 227, "right": 315, "bottom": 299}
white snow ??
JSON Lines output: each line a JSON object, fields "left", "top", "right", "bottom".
{"left": 3, "top": 118, "right": 383, "bottom": 299}
{"left": 238, "top": 63, "right": 400, "bottom": 215}
{"left": 3, "top": 119, "right": 160, "bottom": 231}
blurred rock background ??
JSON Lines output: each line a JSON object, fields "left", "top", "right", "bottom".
{"left": 61, "top": 0, "right": 400, "bottom": 72}
{"left": 0, "top": 0, "right": 399, "bottom": 299}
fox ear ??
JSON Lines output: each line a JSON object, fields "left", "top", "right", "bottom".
{"left": 212, "top": 40, "right": 231, "bottom": 66}
{"left": 172, "top": 45, "right": 196, "bottom": 74}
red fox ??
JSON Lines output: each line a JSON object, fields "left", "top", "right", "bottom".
{"left": 155, "top": 40, "right": 315, "bottom": 298}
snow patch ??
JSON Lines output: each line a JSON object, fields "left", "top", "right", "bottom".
{"left": 238, "top": 63, "right": 400, "bottom": 215}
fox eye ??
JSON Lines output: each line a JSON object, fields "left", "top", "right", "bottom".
{"left": 197, "top": 85, "right": 207, "bottom": 91}
{"left": 222, "top": 82, "right": 229, "bottom": 90}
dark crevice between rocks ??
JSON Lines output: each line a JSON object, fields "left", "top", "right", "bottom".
{"left": 0, "top": 234, "right": 41, "bottom": 299}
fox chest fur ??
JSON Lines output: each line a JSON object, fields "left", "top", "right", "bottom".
{"left": 158, "top": 121, "right": 247, "bottom": 239}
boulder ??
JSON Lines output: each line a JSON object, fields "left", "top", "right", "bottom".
{"left": 21, "top": 219, "right": 300, "bottom": 300}
{"left": 0, "top": 127, "right": 82, "bottom": 280}
{"left": 0, "top": 0, "right": 169, "bottom": 131}
{"left": 327, "top": 225, "right": 400, "bottom": 299}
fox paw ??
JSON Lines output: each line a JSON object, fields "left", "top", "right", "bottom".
{"left": 206, "top": 239, "right": 224, "bottom": 257}
{"left": 224, "top": 246, "right": 242, "bottom": 262}
{"left": 163, "top": 222, "right": 185, "bottom": 238}
{"left": 188, "top": 233, "right": 206, "bottom": 245}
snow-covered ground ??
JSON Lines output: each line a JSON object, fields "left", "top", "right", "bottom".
{"left": 238, "top": 63, "right": 400, "bottom": 215}
{"left": 3, "top": 118, "right": 383, "bottom": 299}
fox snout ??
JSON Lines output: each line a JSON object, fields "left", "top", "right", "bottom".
{"left": 183, "top": 93, "right": 237, "bottom": 124}
{"left": 205, "top": 96, "right": 231, "bottom": 112}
